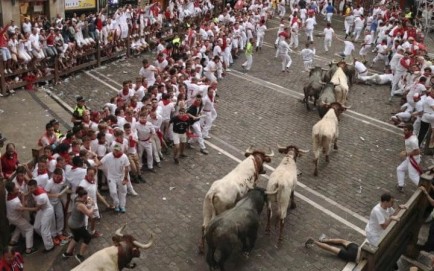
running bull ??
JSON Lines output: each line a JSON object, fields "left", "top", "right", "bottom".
{"left": 72, "top": 225, "right": 154, "bottom": 271}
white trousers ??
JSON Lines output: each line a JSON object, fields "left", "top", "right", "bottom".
{"left": 290, "top": 34, "right": 299, "bottom": 48}
{"left": 397, "top": 156, "right": 421, "bottom": 187}
{"left": 305, "top": 28, "right": 314, "bottom": 42}
{"left": 304, "top": 60, "right": 313, "bottom": 71}
{"left": 201, "top": 111, "right": 214, "bottom": 137}
{"left": 189, "top": 121, "right": 206, "bottom": 149}
{"left": 10, "top": 217, "right": 34, "bottom": 249}
{"left": 280, "top": 54, "right": 292, "bottom": 71}
{"left": 256, "top": 34, "right": 264, "bottom": 48}
{"left": 242, "top": 55, "right": 253, "bottom": 70}
{"left": 138, "top": 140, "right": 154, "bottom": 169}
{"left": 326, "top": 13, "right": 333, "bottom": 22}
{"left": 34, "top": 208, "right": 55, "bottom": 250}
{"left": 324, "top": 38, "right": 332, "bottom": 52}
{"left": 51, "top": 201, "right": 64, "bottom": 236}
{"left": 108, "top": 178, "right": 127, "bottom": 209}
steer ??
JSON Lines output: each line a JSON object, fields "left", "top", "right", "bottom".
{"left": 205, "top": 188, "right": 267, "bottom": 271}
{"left": 199, "top": 146, "right": 274, "bottom": 254}
{"left": 312, "top": 102, "right": 349, "bottom": 176}
{"left": 330, "top": 66, "right": 349, "bottom": 105}
{"left": 265, "top": 145, "right": 308, "bottom": 243}
{"left": 317, "top": 82, "right": 336, "bottom": 118}
{"left": 303, "top": 66, "right": 327, "bottom": 110}
{"left": 72, "top": 225, "right": 154, "bottom": 271}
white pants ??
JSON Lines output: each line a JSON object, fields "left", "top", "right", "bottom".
{"left": 344, "top": 21, "right": 353, "bottom": 35}
{"left": 324, "top": 38, "right": 332, "bottom": 52}
{"left": 372, "top": 53, "right": 388, "bottom": 66}
{"left": 305, "top": 28, "right": 314, "bottom": 42}
{"left": 10, "top": 217, "right": 34, "bottom": 249}
{"left": 242, "top": 55, "right": 253, "bottom": 70}
{"left": 304, "top": 60, "right": 313, "bottom": 71}
{"left": 359, "top": 45, "right": 371, "bottom": 56}
{"left": 51, "top": 201, "right": 64, "bottom": 236}
{"left": 256, "top": 34, "right": 264, "bottom": 48}
{"left": 290, "top": 33, "right": 299, "bottom": 48}
{"left": 201, "top": 111, "right": 214, "bottom": 137}
{"left": 205, "top": 71, "right": 217, "bottom": 82}
{"left": 189, "top": 121, "right": 206, "bottom": 149}
{"left": 397, "top": 156, "right": 421, "bottom": 187}
{"left": 280, "top": 54, "right": 292, "bottom": 71}
{"left": 326, "top": 13, "right": 333, "bottom": 22}
{"left": 353, "top": 27, "right": 363, "bottom": 41}
{"left": 391, "top": 71, "right": 405, "bottom": 95}
{"left": 34, "top": 208, "right": 55, "bottom": 250}
{"left": 138, "top": 140, "right": 154, "bottom": 169}
{"left": 414, "top": 118, "right": 422, "bottom": 136}
{"left": 108, "top": 178, "right": 127, "bottom": 209}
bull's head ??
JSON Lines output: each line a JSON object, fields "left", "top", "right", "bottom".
{"left": 245, "top": 145, "right": 274, "bottom": 174}
{"left": 112, "top": 225, "right": 154, "bottom": 270}
{"left": 277, "top": 144, "right": 309, "bottom": 161}
{"left": 328, "top": 102, "right": 350, "bottom": 120}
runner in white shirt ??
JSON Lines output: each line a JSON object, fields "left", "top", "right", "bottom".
{"left": 255, "top": 20, "right": 267, "bottom": 51}
{"left": 323, "top": 23, "right": 335, "bottom": 52}
{"left": 139, "top": 58, "right": 158, "bottom": 86}
{"left": 45, "top": 168, "right": 68, "bottom": 242}
{"left": 359, "top": 30, "right": 372, "bottom": 62}
{"left": 300, "top": 42, "right": 316, "bottom": 71}
{"left": 304, "top": 14, "right": 317, "bottom": 42}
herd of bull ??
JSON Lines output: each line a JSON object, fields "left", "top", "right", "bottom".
{"left": 66, "top": 63, "right": 355, "bottom": 270}
{"left": 198, "top": 62, "right": 355, "bottom": 270}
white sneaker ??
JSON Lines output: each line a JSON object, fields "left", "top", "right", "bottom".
{"left": 226, "top": 69, "right": 231, "bottom": 72}
{"left": 129, "top": 190, "right": 139, "bottom": 196}
{"left": 8, "top": 69, "right": 12, "bottom": 74}
{"left": 4, "top": 69, "right": 7, "bottom": 74}
{"left": 203, "top": 135, "right": 211, "bottom": 139}
{"left": 318, "top": 234, "right": 327, "bottom": 242}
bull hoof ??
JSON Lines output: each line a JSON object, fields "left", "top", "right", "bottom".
{"left": 334, "top": 145, "right": 338, "bottom": 150}
{"left": 197, "top": 245, "right": 205, "bottom": 255}
{"left": 290, "top": 203, "right": 296, "bottom": 209}
{"left": 326, "top": 156, "right": 330, "bottom": 163}
{"left": 314, "top": 170, "right": 318, "bottom": 177}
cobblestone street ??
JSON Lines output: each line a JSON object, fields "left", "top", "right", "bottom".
{"left": 6, "top": 13, "right": 430, "bottom": 271}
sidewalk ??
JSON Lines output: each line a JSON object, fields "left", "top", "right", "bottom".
{"left": 0, "top": 87, "right": 72, "bottom": 271}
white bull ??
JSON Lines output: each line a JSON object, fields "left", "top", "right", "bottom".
{"left": 312, "top": 102, "right": 349, "bottom": 176}
{"left": 265, "top": 145, "right": 308, "bottom": 243}
{"left": 72, "top": 225, "right": 153, "bottom": 271}
{"left": 330, "top": 66, "right": 349, "bottom": 105}
{"left": 198, "top": 146, "right": 274, "bottom": 253}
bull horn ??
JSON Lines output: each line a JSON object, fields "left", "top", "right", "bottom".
{"left": 115, "top": 224, "right": 127, "bottom": 237}
{"left": 299, "top": 149, "right": 310, "bottom": 154}
{"left": 342, "top": 104, "right": 352, "bottom": 109}
{"left": 265, "top": 188, "right": 278, "bottom": 195}
{"left": 265, "top": 147, "right": 274, "bottom": 157}
{"left": 319, "top": 81, "right": 326, "bottom": 85}
{"left": 133, "top": 233, "right": 154, "bottom": 249}
{"left": 321, "top": 68, "right": 329, "bottom": 71}
{"left": 245, "top": 145, "right": 254, "bottom": 154}
{"left": 277, "top": 143, "right": 286, "bottom": 150}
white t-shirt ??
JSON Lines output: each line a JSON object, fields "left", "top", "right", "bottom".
{"left": 343, "top": 41, "right": 355, "bottom": 56}
{"left": 100, "top": 153, "right": 130, "bottom": 181}
{"left": 354, "top": 61, "right": 367, "bottom": 73}
{"left": 323, "top": 28, "right": 334, "bottom": 40}
{"left": 300, "top": 48, "right": 315, "bottom": 61}
{"left": 65, "top": 167, "right": 87, "bottom": 194}
{"left": 365, "top": 203, "right": 394, "bottom": 246}
{"left": 305, "top": 17, "right": 316, "bottom": 30}
{"left": 79, "top": 179, "right": 98, "bottom": 210}
{"left": 6, "top": 197, "right": 23, "bottom": 221}
{"left": 33, "top": 192, "right": 53, "bottom": 211}
{"left": 422, "top": 96, "right": 434, "bottom": 121}
{"left": 404, "top": 134, "right": 420, "bottom": 157}
{"left": 139, "top": 66, "right": 157, "bottom": 86}
{"left": 45, "top": 178, "right": 66, "bottom": 205}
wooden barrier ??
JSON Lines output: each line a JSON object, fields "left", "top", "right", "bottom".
{"left": 354, "top": 174, "right": 433, "bottom": 271}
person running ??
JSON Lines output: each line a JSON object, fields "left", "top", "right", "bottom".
{"left": 242, "top": 38, "right": 254, "bottom": 72}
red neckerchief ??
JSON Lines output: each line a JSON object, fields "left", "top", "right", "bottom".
{"left": 139, "top": 120, "right": 147, "bottom": 125}
{"left": 71, "top": 166, "right": 79, "bottom": 170}
{"left": 115, "top": 138, "right": 123, "bottom": 144}
{"left": 38, "top": 169, "right": 48, "bottom": 175}
{"left": 113, "top": 152, "right": 123, "bottom": 158}
{"left": 130, "top": 101, "right": 137, "bottom": 108}
{"left": 83, "top": 120, "right": 90, "bottom": 124}
{"left": 7, "top": 193, "right": 18, "bottom": 201}
{"left": 162, "top": 99, "right": 171, "bottom": 105}
{"left": 85, "top": 175, "right": 95, "bottom": 184}
{"left": 129, "top": 135, "right": 136, "bottom": 147}
{"left": 208, "top": 94, "right": 214, "bottom": 102}
{"left": 53, "top": 177, "right": 63, "bottom": 184}
{"left": 179, "top": 114, "right": 190, "bottom": 121}
{"left": 47, "top": 155, "right": 54, "bottom": 161}
{"left": 404, "top": 133, "right": 413, "bottom": 139}
{"left": 33, "top": 186, "right": 46, "bottom": 196}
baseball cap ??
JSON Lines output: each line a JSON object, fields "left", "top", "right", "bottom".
{"left": 113, "top": 144, "right": 122, "bottom": 151}
{"left": 76, "top": 96, "right": 85, "bottom": 102}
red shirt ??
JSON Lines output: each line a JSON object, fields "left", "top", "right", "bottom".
{"left": 1, "top": 152, "right": 19, "bottom": 178}
{"left": 0, "top": 253, "right": 24, "bottom": 271}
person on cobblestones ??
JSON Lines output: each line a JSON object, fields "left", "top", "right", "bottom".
{"left": 98, "top": 144, "right": 130, "bottom": 213}
{"left": 323, "top": 22, "right": 335, "bottom": 53}
{"left": 242, "top": 38, "right": 254, "bottom": 72}
{"left": 62, "top": 186, "right": 94, "bottom": 263}
{"left": 305, "top": 234, "right": 359, "bottom": 263}
{"left": 135, "top": 111, "right": 158, "bottom": 173}
{"left": 72, "top": 96, "right": 88, "bottom": 127}
{"left": 38, "top": 123, "right": 58, "bottom": 149}
{"left": 396, "top": 123, "right": 421, "bottom": 192}
{"left": 300, "top": 42, "right": 316, "bottom": 71}
{"left": 28, "top": 179, "right": 56, "bottom": 252}
{"left": 170, "top": 107, "right": 195, "bottom": 164}
{"left": 187, "top": 94, "right": 208, "bottom": 155}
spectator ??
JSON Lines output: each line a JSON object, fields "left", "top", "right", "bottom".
{"left": 1, "top": 143, "right": 19, "bottom": 179}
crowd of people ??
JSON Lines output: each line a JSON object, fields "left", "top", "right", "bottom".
{"left": 2, "top": 0, "right": 434, "bottom": 268}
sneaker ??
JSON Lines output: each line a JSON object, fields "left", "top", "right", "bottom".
{"left": 148, "top": 168, "right": 157, "bottom": 173}
{"left": 318, "top": 234, "right": 327, "bottom": 242}
{"left": 200, "top": 149, "right": 209, "bottom": 155}
{"left": 60, "top": 239, "right": 70, "bottom": 246}
{"left": 129, "top": 190, "right": 138, "bottom": 196}
{"left": 397, "top": 185, "right": 404, "bottom": 193}
{"left": 305, "top": 237, "right": 315, "bottom": 248}
{"left": 75, "top": 254, "right": 85, "bottom": 263}
{"left": 120, "top": 207, "right": 126, "bottom": 213}
{"left": 62, "top": 252, "right": 73, "bottom": 259}
{"left": 155, "top": 162, "right": 162, "bottom": 168}
{"left": 114, "top": 207, "right": 120, "bottom": 212}
{"left": 226, "top": 69, "right": 231, "bottom": 72}
{"left": 203, "top": 135, "right": 212, "bottom": 139}
{"left": 43, "top": 246, "right": 55, "bottom": 253}
{"left": 8, "top": 69, "right": 13, "bottom": 74}
{"left": 25, "top": 247, "right": 38, "bottom": 255}
{"left": 4, "top": 69, "right": 7, "bottom": 74}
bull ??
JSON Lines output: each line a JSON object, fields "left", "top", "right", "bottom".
{"left": 330, "top": 66, "right": 349, "bottom": 105}
{"left": 312, "top": 102, "right": 349, "bottom": 176}
{"left": 205, "top": 188, "right": 267, "bottom": 271}
{"left": 199, "top": 146, "right": 274, "bottom": 254}
{"left": 317, "top": 82, "right": 336, "bottom": 118}
{"left": 71, "top": 225, "right": 154, "bottom": 271}
{"left": 325, "top": 61, "right": 355, "bottom": 86}
{"left": 265, "top": 145, "right": 308, "bottom": 243}
{"left": 303, "top": 66, "right": 327, "bottom": 110}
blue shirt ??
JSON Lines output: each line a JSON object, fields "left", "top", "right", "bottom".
{"left": 326, "top": 5, "right": 334, "bottom": 13}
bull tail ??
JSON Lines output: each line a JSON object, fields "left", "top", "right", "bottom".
{"left": 202, "top": 193, "right": 215, "bottom": 229}
{"left": 206, "top": 244, "right": 218, "bottom": 269}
